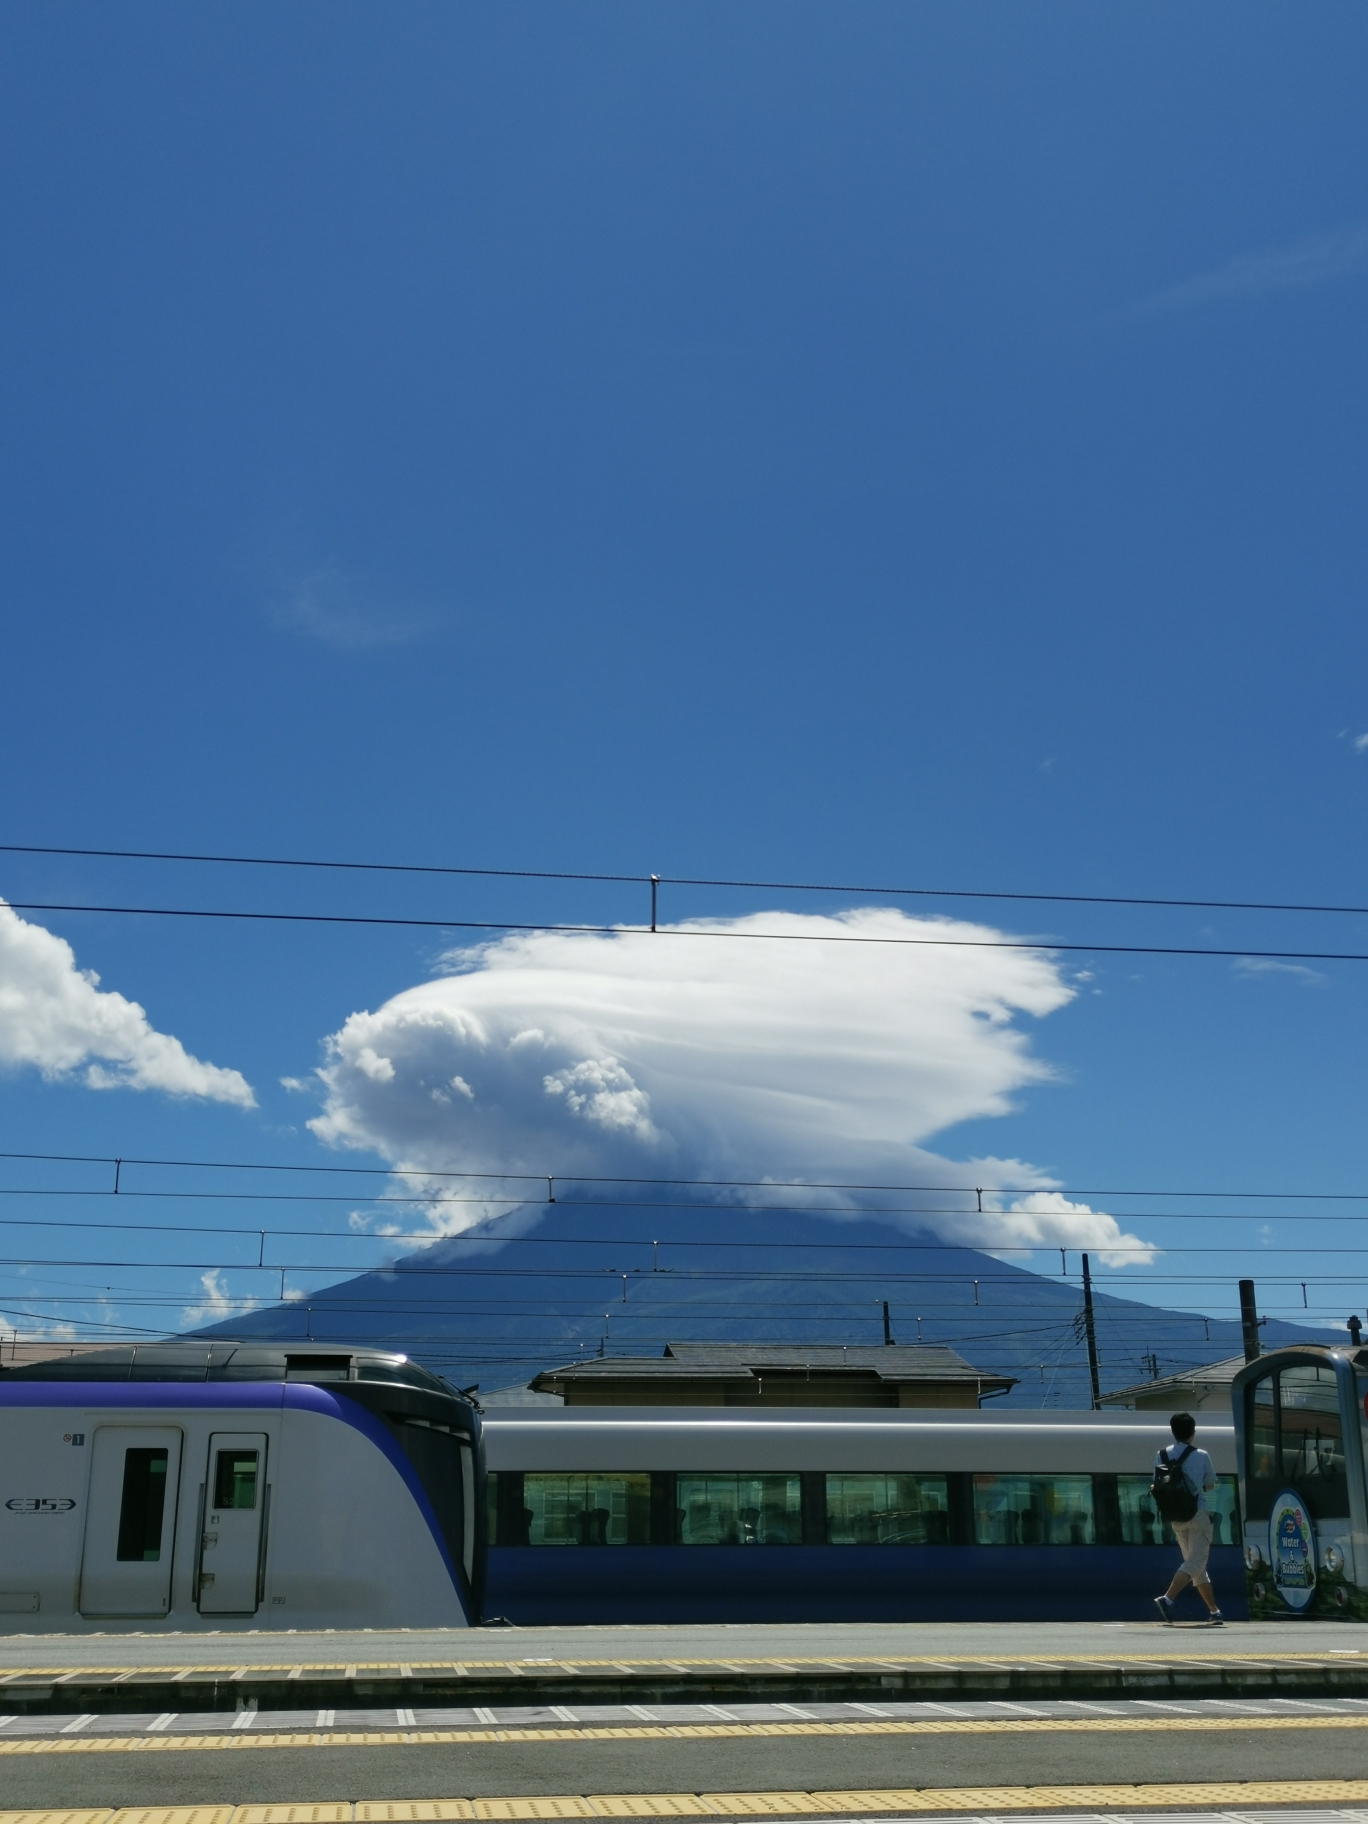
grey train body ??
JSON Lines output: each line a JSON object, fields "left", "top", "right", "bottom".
{"left": 0, "top": 1344, "right": 483, "bottom": 1633}
{"left": 481, "top": 1406, "right": 1243, "bottom": 1624}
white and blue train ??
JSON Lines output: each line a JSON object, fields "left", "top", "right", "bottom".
{"left": 2, "top": 1340, "right": 1269, "bottom": 1629}
{"left": 482, "top": 1404, "right": 1244, "bottom": 1624}
{"left": 0, "top": 1343, "right": 482, "bottom": 1631}
{"left": 1233, "top": 1343, "right": 1368, "bottom": 1622}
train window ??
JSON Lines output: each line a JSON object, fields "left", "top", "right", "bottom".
{"left": 825, "top": 1474, "right": 950, "bottom": 1544}
{"left": 213, "top": 1450, "right": 258, "bottom": 1510}
{"left": 1279, "top": 1365, "right": 1345, "bottom": 1481}
{"left": 1249, "top": 1375, "right": 1278, "bottom": 1483}
{"left": 973, "top": 1475, "right": 1094, "bottom": 1545}
{"left": 356, "top": 1361, "right": 448, "bottom": 1393}
{"left": 1117, "top": 1474, "right": 1242, "bottom": 1546}
{"left": 677, "top": 1475, "right": 801, "bottom": 1545}
{"left": 284, "top": 1355, "right": 351, "bottom": 1381}
{"left": 523, "top": 1473, "right": 651, "bottom": 1545}
{"left": 1245, "top": 1363, "right": 1349, "bottom": 1519}
{"left": 116, "top": 1448, "right": 169, "bottom": 1562}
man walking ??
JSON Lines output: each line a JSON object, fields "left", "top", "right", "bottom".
{"left": 1153, "top": 1411, "right": 1223, "bottom": 1625}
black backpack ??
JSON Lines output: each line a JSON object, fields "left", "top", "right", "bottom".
{"left": 1151, "top": 1443, "right": 1199, "bottom": 1522}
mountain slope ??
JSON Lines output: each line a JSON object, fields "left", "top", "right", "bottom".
{"left": 196, "top": 1201, "right": 1333, "bottom": 1406}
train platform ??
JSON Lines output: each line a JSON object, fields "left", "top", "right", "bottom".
{"left": 2, "top": 1622, "right": 1367, "bottom": 1715}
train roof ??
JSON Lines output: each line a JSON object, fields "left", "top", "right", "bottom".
{"left": 482, "top": 1404, "right": 1237, "bottom": 1474}
{"left": 0, "top": 1340, "right": 462, "bottom": 1399}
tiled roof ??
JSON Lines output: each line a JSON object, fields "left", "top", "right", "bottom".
{"left": 532, "top": 1341, "right": 1011, "bottom": 1383}
{"left": 1098, "top": 1353, "right": 1247, "bottom": 1405}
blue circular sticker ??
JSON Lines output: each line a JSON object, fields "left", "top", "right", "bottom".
{"left": 1269, "top": 1488, "right": 1317, "bottom": 1611}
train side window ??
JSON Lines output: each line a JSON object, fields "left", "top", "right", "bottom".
{"left": 1117, "top": 1474, "right": 1242, "bottom": 1546}
{"left": 1278, "top": 1365, "right": 1345, "bottom": 1483}
{"left": 213, "top": 1450, "right": 258, "bottom": 1510}
{"left": 116, "top": 1448, "right": 170, "bottom": 1562}
{"left": 676, "top": 1474, "right": 801, "bottom": 1545}
{"left": 973, "top": 1474, "right": 1094, "bottom": 1545}
{"left": 1245, "top": 1363, "right": 1349, "bottom": 1519}
{"left": 522, "top": 1473, "right": 651, "bottom": 1545}
{"left": 825, "top": 1474, "right": 949, "bottom": 1544}
{"left": 1208, "top": 1476, "right": 1242, "bottom": 1545}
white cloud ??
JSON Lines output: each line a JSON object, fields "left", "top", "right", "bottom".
{"left": 0, "top": 901, "right": 255, "bottom": 1105}
{"left": 182, "top": 1269, "right": 257, "bottom": 1328}
{"left": 1135, "top": 220, "right": 1368, "bottom": 315}
{"left": 307, "top": 908, "right": 1153, "bottom": 1264}
{"left": 1233, "top": 956, "right": 1325, "bottom": 986}
{"left": 1355, "top": 733, "right": 1368, "bottom": 753}
{"left": 273, "top": 565, "right": 440, "bottom": 650}
{"left": 990, "top": 1192, "right": 1153, "bottom": 1269}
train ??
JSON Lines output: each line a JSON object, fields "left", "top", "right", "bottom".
{"left": 0, "top": 1342, "right": 482, "bottom": 1632}
{"left": 1234, "top": 1343, "right": 1366, "bottom": 1621}
{"left": 6, "top": 1336, "right": 1357, "bottom": 1631}
{"left": 481, "top": 1404, "right": 1244, "bottom": 1623}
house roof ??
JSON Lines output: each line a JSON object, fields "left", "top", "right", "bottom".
{"left": 1098, "top": 1353, "right": 1247, "bottom": 1406}
{"left": 530, "top": 1341, "right": 1015, "bottom": 1388}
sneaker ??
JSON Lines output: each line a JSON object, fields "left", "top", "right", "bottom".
{"left": 1154, "top": 1595, "right": 1176, "bottom": 1624}
{"left": 1206, "top": 1609, "right": 1224, "bottom": 1626}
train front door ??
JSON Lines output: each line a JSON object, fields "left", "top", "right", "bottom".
{"left": 198, "top": 1433, "right": 267, "bottom": 1614}
{"left": 79, "top": 1426, "right": 183, "bottom": 1617}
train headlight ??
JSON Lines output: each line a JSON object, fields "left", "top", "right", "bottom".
{"left": 1324, "top": 1545, "right": 1345, "bottom": 1575}
{"left": 1245, "top": 1543, "right": 1264, "bottom": 1570}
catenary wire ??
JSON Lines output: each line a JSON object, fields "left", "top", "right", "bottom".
{"left": 8, "top": 840, "right": 1368, "bottom": 920}
{"left": 2, "top": 1205, "right": 1366, "bottom": 1237}
{"left": 5, "top": 1148, "right": 1368, "bottom": 1201}
{"left": 1, "top": 1196, "right": 1366, "bottom": 1231}
{"left": 9, "top": 897, "right": 1368, "bottom": 965}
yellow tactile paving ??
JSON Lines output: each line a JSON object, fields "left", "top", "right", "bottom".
{"left": 470, "top": 1803, "right": 599, "bottom": 1820}
{"left": 0, "top": 1814, "right": 115, "bottom": 1824}
{"left": 234, "top": 1809, "right": 352, "bottom": 1823}
{"left": 697, "top": 1799, "right": 826, "bottom": 1816}
{"left": 2, "top": 1647, "right": 1365, "bottom": 1682}
{"left": 23, "top": 1789, "right": 1368, "bottom": 1822}
{"left": 585, "top": 1801, "right": 715, "bottom": 1818}
{"left": 354, "top": 1807, "right": 477, "bottom": 1821}
{"left": 5, "top": 1710, "right": 1368, "bottom": 1756}
{"left": 109, "top": 1812, "right": 235, "bottom": 1824}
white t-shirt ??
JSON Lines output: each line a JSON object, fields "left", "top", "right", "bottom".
{"left": 1156, "top": 1441, "right": 1215, "bottom": 1514}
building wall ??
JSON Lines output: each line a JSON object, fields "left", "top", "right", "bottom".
{"left": 552, "top": 1377, "right": 985, "bottom": 1408}
{"left": 1125, "top": 1383, "right": 1234, "bottom": 1413}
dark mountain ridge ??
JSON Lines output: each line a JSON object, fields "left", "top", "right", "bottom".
{"left": 196, "top": 1200, "right": 1335, "bottom": 1406}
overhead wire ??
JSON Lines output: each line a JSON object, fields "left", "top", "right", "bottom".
{"left": 5, "top": 1148, "right": 1368, "bottom": 1201}
{"left": 8, "top": 897, "right": 1368, "bottom": 966}
{"left": 7, "top": 840, "right": 1368, "bottom": 921}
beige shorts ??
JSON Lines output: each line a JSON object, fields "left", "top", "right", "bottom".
{"left": 1171, "top": 1509, "right": 1213, "bottom": 1582}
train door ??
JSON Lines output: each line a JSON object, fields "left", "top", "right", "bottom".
{"left": 79, "top": 1427, "right": 183, "bottom": 1616}
{"left": 198, "top": 1433, "right": 267, "bottom": 1614}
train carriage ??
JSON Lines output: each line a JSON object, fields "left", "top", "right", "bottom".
{"left": 1233, "top": 1344, "right": 1368, "bottom": 1621}
{"left": 0, "top": 1343, "right": 483, "bottom": 1632}
{"left": 482, "top": 1405, "right": 1244, "bottom": 1623}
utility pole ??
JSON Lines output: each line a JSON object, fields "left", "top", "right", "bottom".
{"left": 1081, "top": 1253, "right": 1101, "bottom": 1410}
{"left": 1239, "top": 1279, "right": 1261, "bottom": 1364}
{"left": 882, "top": 1300, "right": 894, "bottom": 1345}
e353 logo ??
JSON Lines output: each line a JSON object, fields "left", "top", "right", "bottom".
{"left": 6, "top": 1498, "right": 76, "bottom": 1513}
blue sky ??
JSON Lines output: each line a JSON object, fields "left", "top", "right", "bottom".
{"left": 1, "top": 2, "right": 1367, "bottom": 1366}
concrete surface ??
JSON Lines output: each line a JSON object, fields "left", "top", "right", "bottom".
{"left": 3, "top": 1704, "right": 1368, "bottom": 1809}
{"left": 3, "top": 1621, "right": 1366, "bottom": 1672}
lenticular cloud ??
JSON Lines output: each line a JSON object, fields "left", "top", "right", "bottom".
{"left": 0, "top": 900, "right": 255, "bottom": 1107}
{"left": 308, "top": 908, "right": 1152, "bottom": 1264}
